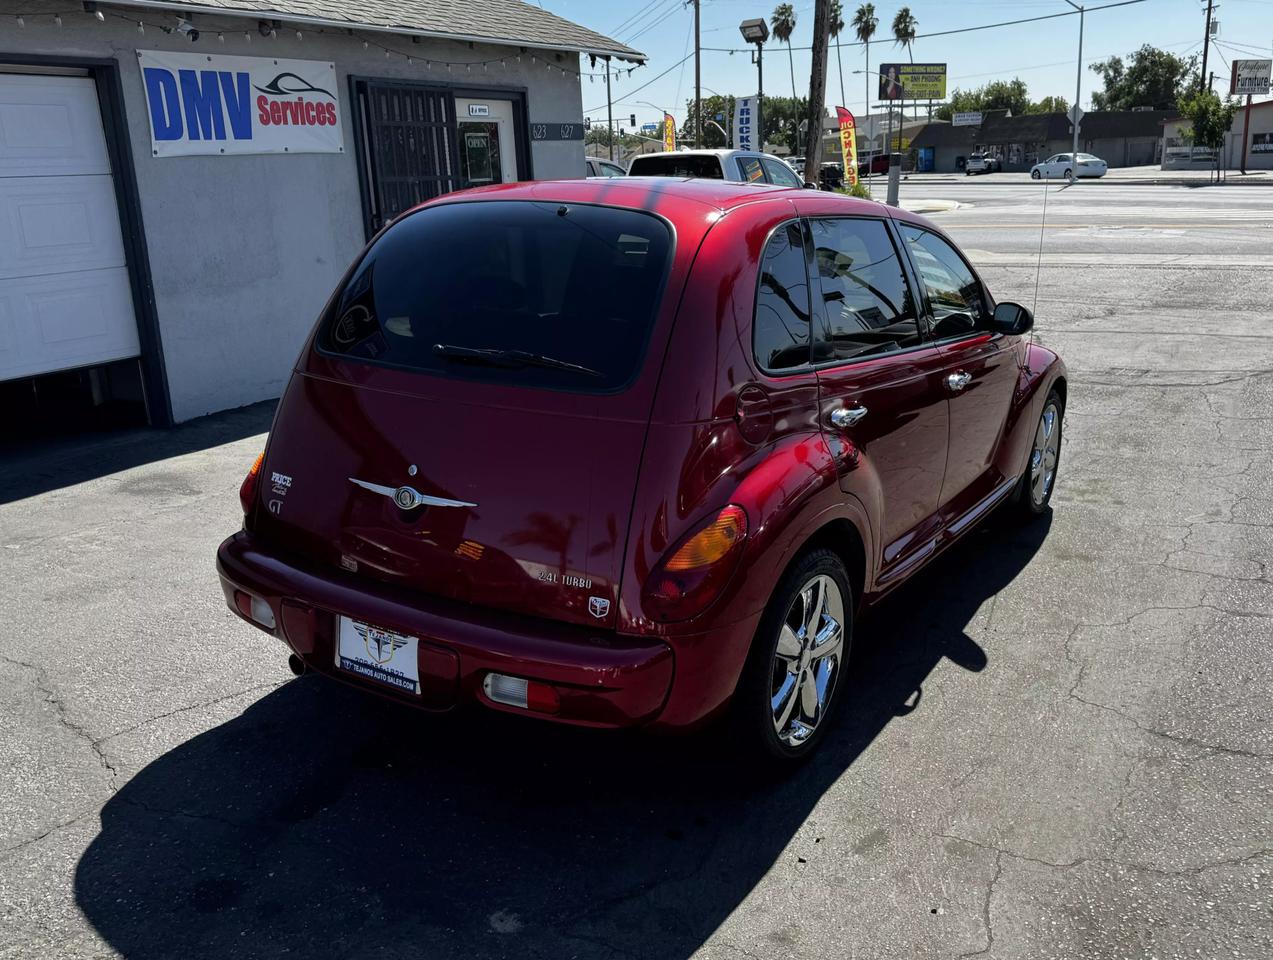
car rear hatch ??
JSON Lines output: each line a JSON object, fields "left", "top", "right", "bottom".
{"left": 251, "top": 197, "right": 682, "bottom": 630}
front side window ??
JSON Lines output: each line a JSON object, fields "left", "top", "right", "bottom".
{"left": 318, "top": 200, "right": 672, "bottom": 392}
{"left": 899, "top": 224, "right": 990, "bottom": 339}
{"left": 753, "top": 222, "right": 812, "bottom": 372}
{"left": 808, "top": 218, "right": 920, "bottom": 362}
{"left": 762, "top": 157, "right": 803, "bottom": 188}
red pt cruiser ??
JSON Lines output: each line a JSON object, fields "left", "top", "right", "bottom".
{"left": 217, "top": 178, "right": 1066, "bottom": 761}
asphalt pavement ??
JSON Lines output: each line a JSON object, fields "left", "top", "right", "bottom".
{"left": 1, "top": 180, "right": 1270, "bottom": 960}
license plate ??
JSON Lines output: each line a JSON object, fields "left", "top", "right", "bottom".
{"left": 336, "top": 617, "right": 420, "bottom": 695}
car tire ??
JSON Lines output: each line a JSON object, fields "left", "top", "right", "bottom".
{"left": 733, "top": 548, "right": 852, "bottom": 763}
{"left": 1063, "top": 168, "right": 1073, "bottom": 181}
{"left": 1014, "top": 389, "right": 1064, "bottom": 517}
{"left": 1031, "top": 169, "right": 1041, "bottom": 179}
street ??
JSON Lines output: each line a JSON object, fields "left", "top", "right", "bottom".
{"left": 1, "top": 180, "right": 1270, "bottom": 959}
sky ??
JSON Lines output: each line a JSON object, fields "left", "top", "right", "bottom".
{"left": 538, "top": 0, "right": 1273, "bottom": 129}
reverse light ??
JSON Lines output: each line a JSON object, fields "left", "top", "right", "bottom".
{"left": 643, "top": 505, "right": 748, "bottom": 622}
{"left": 233, "top": 589, "right": 276, "bottom": 630}
{"left": 239, "top": 451, "right": 264, "bottom": 514}
{"left": 483, "top": 673, "right": 561, "bottom": 714}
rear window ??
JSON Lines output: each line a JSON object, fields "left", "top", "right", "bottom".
{"left": 629, "top": 154, "right": 724, "bottom": 178}
{"left": 318, "top": 200, "right": 672, "bottom": 392}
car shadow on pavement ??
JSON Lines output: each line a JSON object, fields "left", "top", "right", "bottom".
{"left": 74, "top": 511, "right": 1051, "bottom": 960}
{"left": 0, "top": 401, "right": 275, "bottom": 505}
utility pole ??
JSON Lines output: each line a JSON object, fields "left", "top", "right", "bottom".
{"left": 1064, "top": 1, "right": 1084, "bottom": 160}
{"left": 604, "top": 57, "right": 614, "bottom": 162}
{"left": 1200, "top": 0, "right": 1214, "bottom": 91}
{"left": 693, "top": 0, "right": 702, "bottom": 148}
{"left": 802, "top": 0, "right": 833, "bottom": 185}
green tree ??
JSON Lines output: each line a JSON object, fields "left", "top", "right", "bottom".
{"left": 679, "top": 94, "right": 735, "bottom": 148}
{"left": 851, "top": 4, "right": 878, "bottom": 119}
{"left": 1091, "top": 45, "right": 1197, "bottom": 110}
{"left": 1176, "top": 88, "right": 1239, "bottom": 180}
{"left": 1028, "top": 94, "right": 1070, "bottom": 115}
{"left": 934, "top": 79, "right": 1030, "bottom": 120}
{"left": 830, "top": 1, "right": 846, "bottom": 109}
{"left": 760, "top": 95, "right": 809, "bottom": 152}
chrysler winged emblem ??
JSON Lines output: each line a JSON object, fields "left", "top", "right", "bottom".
{"left": 348, "top": 477, "right": 476, "bottom": 510}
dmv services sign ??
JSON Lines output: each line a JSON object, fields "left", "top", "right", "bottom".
{"left": 139, "top": 51, "right": 344, "bottom": 157}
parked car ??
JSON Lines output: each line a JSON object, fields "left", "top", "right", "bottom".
{"left": 1031, "top": 152, "right": 1108, "bottom": 180}
{"left": 965, "top": 153, "right": 1002, "bottom": 175}
{"left": 818, "top": 162, "right": 845, "bottom": 191}
{"left": 585, "top": 157, "right": 626, "bottom": 178}
{"left": 218, "top": 178, "right": 1066, "bottom": 761}
{"left": 629, "top": 149, "right": 810, "bottom": 188}
{"left": 786, "top": 156, "right": 806, "bottom": 171}
{"left": 858, "top": 152, "right": 890, "bottom": 176}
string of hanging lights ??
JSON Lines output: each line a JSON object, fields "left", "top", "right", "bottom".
{"left": 9, "top": 3, "right": 644, "bottom": 82}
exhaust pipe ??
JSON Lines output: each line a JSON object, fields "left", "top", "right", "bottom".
{"left": 287, "top": 653, "right": 307, "bottom": 677}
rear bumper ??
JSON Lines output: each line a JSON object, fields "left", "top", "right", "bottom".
{"left": 216, "top": 531, "right": 675, "bottom": 728}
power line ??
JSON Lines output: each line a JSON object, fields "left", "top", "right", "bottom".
{"left": 701, "top": 0, "right": 1148, "bottom": 53}
{"left": 584, "top": 51, "right": 694, "bottom": 113}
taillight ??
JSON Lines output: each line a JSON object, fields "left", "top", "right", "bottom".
{"left": 239, "top": 451, "right": 264, "bottom": 514}
{"left": 642, "top": 505, "right": 748, "bottom": 622}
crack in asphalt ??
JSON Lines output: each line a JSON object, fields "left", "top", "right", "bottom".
{"left": 939, "top": 832, "right": 1273, "bottom": 881}
{"left": 0, "top": 653, "right": 119, "bottom": 793}
{"left": 958, "top": 849, "right": 1003, "bottom": 959}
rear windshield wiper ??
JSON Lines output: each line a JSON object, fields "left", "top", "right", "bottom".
{"left": 432, "top": 344, "right": 603, "bottom": 378}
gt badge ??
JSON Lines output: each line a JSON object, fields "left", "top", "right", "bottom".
{"left": 588, "top": 596, "right": 611, "bottom": 619}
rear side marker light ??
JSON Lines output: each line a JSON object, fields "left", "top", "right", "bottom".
{"left": 239, "top": 451, "right": 264, "bottom": 514}
{"left": 233, "top": 589, "right": 276, "bottom": 630}
{"left": 483, "top": 673, "right": 561, "bottom": 714}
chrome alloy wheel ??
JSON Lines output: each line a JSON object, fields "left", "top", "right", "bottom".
{"left": 1030, "top": 401, "right": 1060, "bottom": 506}
{"left": 770, "top": 574, "right": 845, "bottom": 747}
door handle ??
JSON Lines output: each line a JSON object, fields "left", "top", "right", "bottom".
{"left": 945, "top": 371, "right": 972, "bottom": 392}
{"left": 830, "top": 405, "right": 868, "bottom": 429}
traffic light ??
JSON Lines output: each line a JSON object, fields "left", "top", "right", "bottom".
{"left": 630, "top": 114, "right": 636, "bottom": 127}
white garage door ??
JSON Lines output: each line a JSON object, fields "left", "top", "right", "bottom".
{"left": 0, "top": 74, "right": 139, "bottom": 382}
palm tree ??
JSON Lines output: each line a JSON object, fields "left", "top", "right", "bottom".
{"left": 771, "top": 4, "right": 798, "bottom": 99}
{"left": 891, "top": 8, "right": 918, "bottom": 129}
{"left": 763, "top": 4, "right": 794, "bottom": 149}
{"left": 830, "top": 1, "right": 846, "bottom": 110}
{"left": 851, "top": 5, "right": 878, "bottom": 155}
{"left": 891, "top": 7, "right": 917, "bottom": 63}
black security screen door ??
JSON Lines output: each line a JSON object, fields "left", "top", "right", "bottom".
{"left": 353, "top": 80, "right": 461, "bottom": 234}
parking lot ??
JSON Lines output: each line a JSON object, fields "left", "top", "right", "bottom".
{"left": 1, "top": 180, "right": 1270, "bottom": 959}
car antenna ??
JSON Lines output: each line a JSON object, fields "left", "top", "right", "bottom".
{"left": 1027, "top": 176, "right": 1051, "bottom": 371}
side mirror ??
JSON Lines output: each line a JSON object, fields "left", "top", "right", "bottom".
{"left": 992, "top": 301, "right": 1033, "bottom": 336}
{"left": 802, "top": 181, "right": 819, "bottom": 189}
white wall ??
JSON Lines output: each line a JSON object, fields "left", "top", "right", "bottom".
{"left": 2, "top": 3, "right": 586, "bottom": 421}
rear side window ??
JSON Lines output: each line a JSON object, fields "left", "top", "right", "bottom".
{"left": 318, "top": 201, "right": 672, "bottom": 392}
{"left": 629, "top": 155, "right": 724, "bottom": 178}
{"left": 753, "top": 222, "right": 812, "bottom": 372}
{"left": 809, "top": 218, "right": 921, "bottom": 362}
{"left": 737, "top": 156, "right": 766, "bottom": 183}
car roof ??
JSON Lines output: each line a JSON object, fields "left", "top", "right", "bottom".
{"left": 631, "top": 149, "right": 773, "bottom": 161}
{"left": 415, "top": 177, "right": 893, "bottom": 220}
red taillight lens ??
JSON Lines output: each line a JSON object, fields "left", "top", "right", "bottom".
{"left": 239, "top": 451, "right": 264, "bottom": 514}
{"left": 642, "top": 505, "right": 748, "bottom": 622}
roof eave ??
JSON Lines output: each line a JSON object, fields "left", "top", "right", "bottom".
{"left": 103, "top": 0, "right": 647, "bottom": 63}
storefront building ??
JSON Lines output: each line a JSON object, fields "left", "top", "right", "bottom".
{"left": 1162, "top": 100, "right": 1273, "bottom": 171}
{"left": 0, "top": 0, "right": 641, "bottom": 436}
